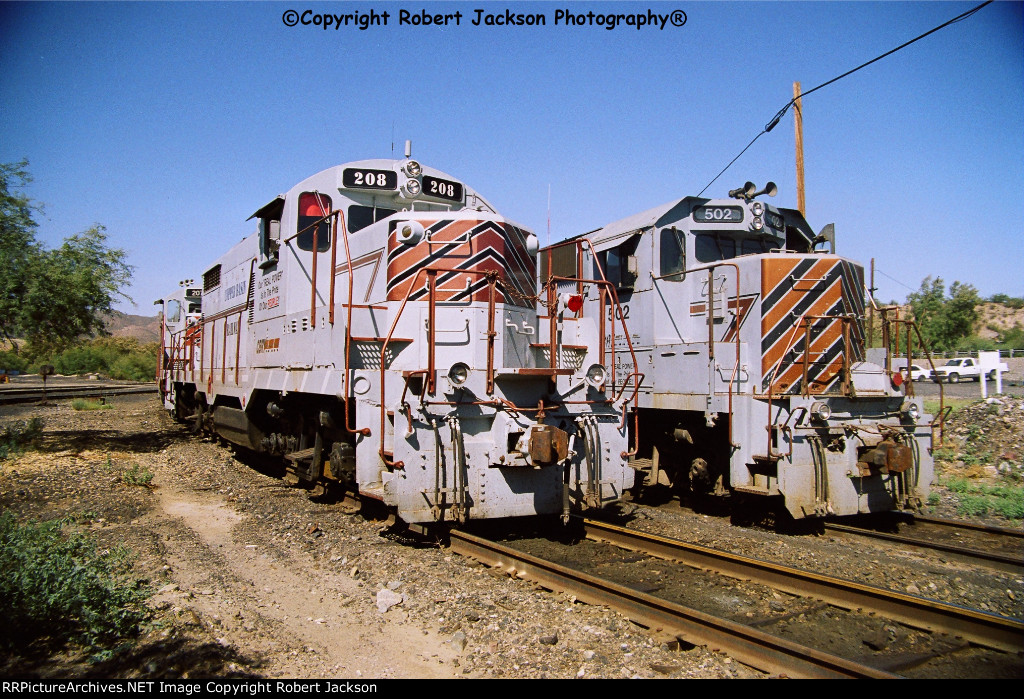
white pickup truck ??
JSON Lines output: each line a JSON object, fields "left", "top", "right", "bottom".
{"left": 930, "top": 357, "right": 1008, "bottom": 383}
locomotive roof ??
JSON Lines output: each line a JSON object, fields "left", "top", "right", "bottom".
{"left": 247, "top": 159, "right": 498, "bottom": 222}
{"left": 573, "top": 196, "right": 705, "bottom": 245}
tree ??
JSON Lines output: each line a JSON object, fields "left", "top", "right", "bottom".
{"left": 0, "top": 161, "right": 41, "bottom": 348}
{"left": 906, "top": 276, "right": 980, "bottom": 352}
{"left": 0, "top": 161, "right": 133, "bottom": 353}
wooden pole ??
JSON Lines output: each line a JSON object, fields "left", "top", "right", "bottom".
{"left": 869, "top": 258, "right": 876, "bottom": 348}
{"left": 794, "top": 82, "right": 805, "bottom": 217}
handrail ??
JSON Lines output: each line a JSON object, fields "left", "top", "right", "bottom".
{"left": 881, "top": 310, "right": 946, "bottom": 446}
{"left": 378, "top": 264, "right": 502, "bottom": 469}
{"left": 541, "top": 236, "right": 643, "bottom": 457}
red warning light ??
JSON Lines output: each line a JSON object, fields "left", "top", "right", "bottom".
{"left": 566, "top": 294, "right": 584, "bottom": 313}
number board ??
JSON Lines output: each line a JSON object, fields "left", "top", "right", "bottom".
{"left": 765, "top": 210, "right": 785, "bottom": 231}
{"left": 693, "top": 206, "right": 744, "bottom": 223}
{"left": 185, "top": 288, "right": 202, "bottom": 299}
{"left": 422, "top": 175, "right": 464, "bottom": 202}
{"left": 343, "top": 168, "right": 398, "bottom": 190}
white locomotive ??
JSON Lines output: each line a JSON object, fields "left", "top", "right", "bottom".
{"left": 543, "top": 182, "right": 934, "bottom": 519}
{"left": 156, "top": 153, "right": 637, "bottom": 523}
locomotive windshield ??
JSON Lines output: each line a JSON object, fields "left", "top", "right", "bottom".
{"left": 694, "top": 232, "right": 777, "bottom": 263}
{"left": 348, "top": 204, "right": 398, "bottom": 233}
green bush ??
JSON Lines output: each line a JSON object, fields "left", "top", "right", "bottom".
{"left": 0, "top": 349, "right": 30, "bottom": 374}
{"left": 0, "top": 513, "right": 151, "bottom": 650}
{"left": 36, "top": 337, "right": 157, "bottom": 380}
{"left": 0, "top": 418, "right": 44, "bottom": 460}
{"left": 109, "top": 352, "right": 156, "bottom": 382}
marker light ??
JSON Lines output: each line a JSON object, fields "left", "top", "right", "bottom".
{"left": 559, "top": 293, "right": 584, "bottom": 313}
{"left": 397, "top": 221, "right": 425, "bottom": 246}
{"left": 448, "top": 362, "right": 470, "bottom": 386}
{"left": 905, "top": 402, "right": 920, "bottom": 421}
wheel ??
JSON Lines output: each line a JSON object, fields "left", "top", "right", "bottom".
{"left": 949, "top": 373, "right": 960, "bottom": 383}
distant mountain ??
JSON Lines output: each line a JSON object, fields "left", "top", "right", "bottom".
{"left": 103, "top": 310, "right": 161, "bottom": 343}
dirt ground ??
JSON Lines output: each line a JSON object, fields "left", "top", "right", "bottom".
{"left": 0, "top": 394, "right": 742, "bottom": 679}
{"left": 1, "top": 392, "right": 1021, "bottom": 679}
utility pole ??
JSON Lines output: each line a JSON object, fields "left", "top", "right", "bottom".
{"left": 869, "top": 258, "right": 877, "bottom": 348}
{"left": 793, "top": 82, "right": 805, "bottom": 217}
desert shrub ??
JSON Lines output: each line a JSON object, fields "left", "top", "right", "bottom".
{"left": 0, "top": 514, "right": 151, "bottom": 650}
{"left": 71, "top": 398, "right": 112, "bottom": 411}
{"left": 122, "top": 463, "right": 154, "bottom": 487}
{"left": 0, "top": 418, "right": 44, "bottom": 460}
{"left": 109, "top": 351, "right": 156, "bottom": 382}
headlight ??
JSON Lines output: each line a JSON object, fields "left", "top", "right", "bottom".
{"left": 448, "top": 362, "right": 470, "bottom": 386}
{"left": 752, "top": 216, "right": 764, "bottom": 231}
{"left": 752, "top": 202, "right": 764, "bottom": 216}
{"left": 401, "top": 179, "right": 421, "bottom": 197}
{"left": 904, "top": 402, "right": 920, "bottom": 421}
{"left": 585, "top": 363, "right": 607, "bottom": 389}
{"left": 810, "top": 401, "right": 831, "bottom": 422}
{"left": 403, "top": 160, "right": 422, "bottom": 177}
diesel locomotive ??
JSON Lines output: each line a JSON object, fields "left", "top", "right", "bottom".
{"left": 541, "top": 181, "right": 934, "bottom": 519}
{"left": 156, "top": 152, "right": 637, "bottom": 524}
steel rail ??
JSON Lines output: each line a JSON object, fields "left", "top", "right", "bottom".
{"left": 909, "top": 514, "right": 1024, "bottom": 540}
{"left": 823, "top": 521, "right": 1023, "bottom": 574}
{"left": 0, "top": 384, "right": 157, "bottom": 405}
{"left": 448, "top": 528, "right": 898, "bottom": 678}
{"left": 582, "top": 518, "right": 1024, "bottom": 653}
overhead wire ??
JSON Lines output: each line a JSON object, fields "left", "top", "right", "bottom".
{"left": 698, "top": 1, "right": 992, "bottom": 197}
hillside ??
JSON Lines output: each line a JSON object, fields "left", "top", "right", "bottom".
{"left": 103, "top": 310, "right": 161, "bottom": 344}
{"left": 975, "top": 302, "right": 1024, "bottom": 341}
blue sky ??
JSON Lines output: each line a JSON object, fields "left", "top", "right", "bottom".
{"left": 2, "top": 1, "right": 1021, "bottom": 314}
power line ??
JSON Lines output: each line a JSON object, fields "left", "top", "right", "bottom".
{"left": 698, "top": 1, "right": 992, "bottom": 197}
{"left": 875, "top": 268, "right": 917, "bottom": 293}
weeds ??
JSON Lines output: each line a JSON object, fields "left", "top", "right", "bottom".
{"left": 72, "top": 398, "right": 112, "bottom": 411}
{"left": 938, "top": 475, "right": 1024, "bottom": 520}
{"left": 122, "top": 463, "right": 154, "bottom": 487}
{"left": 0, "top": 513, "right": 151, "bottom": 651}
{"left": 0, "top": 418, "right": 44, "bottom": 460}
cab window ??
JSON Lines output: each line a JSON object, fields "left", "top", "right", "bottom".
{"left": 659, "top": 227, "right": 685, "bottom": 279}
{"left": 297, "top": 192, "right": 332, "bottom": 252}
{"left": 166, "top": 300, "right": 181, "bottom": 323}
{"left": 597, "top": 235, "right": 640, "bottom": 290}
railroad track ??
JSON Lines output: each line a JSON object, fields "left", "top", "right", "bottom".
{"left": 450, "top": 519, "right": 1024, "bottom": 678}
{"left": 0, "top": 382, "right": 157, "bottom": 405}
{"left": 824, "top": 514, "right": 1024, "bottom": 574}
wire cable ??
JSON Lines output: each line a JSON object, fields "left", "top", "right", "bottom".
{"left": 698, "top": 1, "right": 992, "bottom": 197}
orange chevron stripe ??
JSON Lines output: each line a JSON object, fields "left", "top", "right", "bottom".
{"left": 762, "top": 276, "right": 844, "bottom": 387}
{"left": 761, "top": 258, "right": 838, "bottom": 335}
{"left": 770, "top": 318, "right": 844, "bottom": 393}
